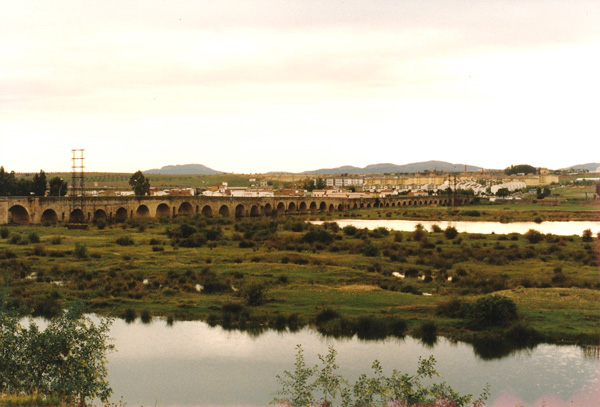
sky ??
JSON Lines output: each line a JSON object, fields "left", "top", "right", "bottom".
{"left": 1, "top": 0, "right": 599, "bottom": 174}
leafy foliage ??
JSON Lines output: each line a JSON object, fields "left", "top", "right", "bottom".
{"left": 0, "top": 302, "right": 114, "bottom": 405}
{"left": 466, "top": 295, "right": 518, "bottom": 329}
{"left": 129, "top": 170, "right": 151, "bottom": 196}
{"left": 274, "top": 345, "right": 489, "bottom": 407}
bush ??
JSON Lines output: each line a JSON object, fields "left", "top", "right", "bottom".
{"left": 524, "top": 229, "right": 544, "bottom": 244}
{"left": 444, "top": 226, "right": 458, "bottom": 240}
{"left": 240, "top": 280, "right": 267, "bottom": 306}
{"left": 274, "top": 345, "right": 487, "bottom": 407}
{"left": 302, "top": 228, "right": 333, "bottom": 244}
{"left": 28, "top": 232, "right": 40, "bottom": 244}
{"left": 342, "top": 225, "right": 358, "bottom": 236}
{"left": 115, "top": 236, "right": 134, "bottom": 246}
{"left": 466, "top": 295, "right": 518, "bottom": 329}
{"left": 74, "top": 243, "right": 88, "bottom": 259}
{"left": 0, "top": 227, "right": 9, "bottom": 239}
{"left": 0, "top": 305, "right": 114, "bottom": 405}
{"left": 582, "top": 229, "right": 593, "bottom": 242}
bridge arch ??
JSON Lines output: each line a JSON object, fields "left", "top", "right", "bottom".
{"left": 41, "top": 209, "right": 58, "bottom": 225}
{"left": 276, "top": 202, "right": 285, "bottom": 214}
{"left": 115, "top": 207, "right": 128, "bottom": 223}
{"left": 156, "top": 203, "right": 170, "bottom": 218}
{"left": 219, "top": 205, "right": 230, "bottom": 217}
{"left": 328, "top": 204, "right": 335, "bottom": 213}
{"left": 319, "top": 202, "right": 327, "bottom": 212}
{"left": 309, "top": 202, "right": 317, "bottom": 213}
{"left": 69, "top": 209, "right": 85, "bottom": 223}
{"left": 135, "top": 205, "right": 150, "bottom": 218}
{"left": 235, "top": 204, "right": 245, "bottom": 218}
{"left": 93, "top": 209, "right": 107, "bottom": 223}
{"left": 264, "top": 203, "right": 273, "bottom": 216}
{"left": 250, "top": 205, "right": 260, "bottom": 217}
{"left": 8, "top": 205, "right": 30, "bottom": 225}
{"left": 178, "top": 202, "right": 194, "bottom": 216}
{"left": 337, "top": 203, "right": 343, "bottom": 211}
{"left": 299, "top": 202, "right": 307, "bottom": 212}
{"left": 201, "top": 205, "right": 213, "bottom": 217}
{"left": 288, "top": 202, "right": 296, "bottom": 212}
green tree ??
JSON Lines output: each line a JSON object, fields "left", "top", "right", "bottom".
{"left": 274, "top": 345, "right": 489, "bottom": 407}
{"left": 496, "top": 188, "right": 510, "bottom": 197}
{"left": 0, "top": 166, "right": 17, "bottom": 196}
{"left": 48, "top": 177, "right": 68, "bottom": 196}
{"left": 129, "top": 170, "right": 150, "bottom": 196}
{"left": 31, "top": 170, "right": 47, "bottom": 196}
{"left": 315, "top": 177, "right": 326, "bottom": 190}
{"left": 302, "top": 178, "right": 316, "bottom": 192}
{"left": 504, "top": 164, "right": 537, "bottom": 175}
{"left": 0, "top": 303, "right": 114, "bottom": 405}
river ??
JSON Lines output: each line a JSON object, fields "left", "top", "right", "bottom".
{"left": 104, "top": 318, "right": 599, "bottom": 407}
{"left": 313, "top": 219, "right": 600, "bottom": 236}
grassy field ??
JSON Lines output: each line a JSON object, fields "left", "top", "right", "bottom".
{"left": 1, "top": 210, "right": 598, "bottom": 348}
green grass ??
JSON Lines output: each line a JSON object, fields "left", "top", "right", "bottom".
{"left": 0, "top": 215, "right": 598, "bottom": 345}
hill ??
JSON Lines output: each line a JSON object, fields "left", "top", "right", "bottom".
{"left": 145, "top": 164, "right": 223, "bottom": 175}
{"left": 562, "top": 163, "right": 600, "bottom": 172}
{"left": 302, "top": 161, "right": 482, "bottom": 175}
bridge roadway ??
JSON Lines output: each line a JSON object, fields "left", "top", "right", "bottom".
{"left": 0, "top": 195, "right": 470, "bottom": 225}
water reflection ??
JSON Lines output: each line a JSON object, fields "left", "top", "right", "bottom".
{"left": 105, "top": 318, "right": 599, "bottom": 407}
{"left": 314, "top": 219, "right": 600, "bottom": 236}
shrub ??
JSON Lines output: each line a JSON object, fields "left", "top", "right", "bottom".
{"left": 28, "top": 232, "right": 40, "bottom": 244}
{"left": 32, "top": 244, "right": 46, "bottom": 256}
{"left": 115, "top": 236, "right": 134, "bottom": 246}
{"left": 524, "top": 229, "right": 544, "bottom": 244}
{"left": 8, "top": 233, "right": 23, "bottom": 245}
{"left": 342, "top": 225, "right": 358, "bottom": 236}
{"left": 0, "top": 306, "right": 114, "bottom": 405}
{"left": 51, "top": 236, "right": 62, "bottom": 245}
{"left": 466, "top": 295, "right": 518, "bottom": 329}
{"left": 240, "top": 280, "right": 267, "bottom": 306}
{"left": 361, "top": 243, "right": 380, "bottom": 257}
{"left": 0, "top": 227, "right": 9, "bottom": 239}
{"left": 582, "top": 229, "right": 593, "bottom": 242}
{"left": 274, "top": 345, "right": 488, "bottom": 407}
{"left": 302, "top": 228, "right": 333, "bottom": 244}
{"left": 431, "top": 224, "right": 442, "bottom": 233}
{"left": 444, "top": 226, "right": 459, "bottom": 240}
{"left": 412, "top": 224, "right": 426, "bottom": 241}
{"left": 74, "top": 243, "right": 88, "bottom": 259}
{"left": 180, "top": 233, "right": 207, "bottom": 248}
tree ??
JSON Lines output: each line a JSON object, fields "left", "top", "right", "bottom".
{"left": 0, "top": 303, "right": 114, "bottom": 405}
{"left": 496, "top": 188, "right": 510, "bottom": 197}
{"left": 129, "top": 170, "right": 150, "bottom": 196}
{"left": 504, "top": 164, "right": 537, "bottom": 175}
{"left": 315, "top": 177, "right": 326, "bottom": 190}
{"left": 31, "top": 170, "right": 47, "bottom": 196}
{"left": 302, "top": 178, "right": 316, "bottom": 192}
{"left": 0, "top": 167, "right": 16, "bottom": 196}
{"left": 48, "top": 177, "right": 68, "bottom": 196}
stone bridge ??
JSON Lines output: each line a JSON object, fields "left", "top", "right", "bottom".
{"left": 0, "top": 195, "right": 471, "bottom": 225}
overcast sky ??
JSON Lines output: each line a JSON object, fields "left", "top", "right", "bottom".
{"left": 1, "top": 0, "right": 599, "bottom": 173}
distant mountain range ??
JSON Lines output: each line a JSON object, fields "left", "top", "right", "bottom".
{"left": 144, "top": 161, "right": 599, "bottom": 175}
{"left": 145, "top": 164, "right": 224, "bottom": 175}
{"left": 561, "top": 163, "right": 600, "bottom": 172}
{"left": 301, "top": 161, "right": 483, "bottom": 175}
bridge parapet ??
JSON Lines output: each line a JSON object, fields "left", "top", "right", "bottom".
{"left": 0, "top": 195, "right": 471, "bottom": 225}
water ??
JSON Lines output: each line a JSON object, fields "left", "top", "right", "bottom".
{"left": 314, "top": 219, "right": 600, "bottom": 236}
{"left": 105, "top": 318, "right": 599, "bottom": 407}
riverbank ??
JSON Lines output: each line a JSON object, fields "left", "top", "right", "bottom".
{"left": 311, "top": 199, "right": 599, "bottom": 223}
{"left": 0, "top": 214, "right": 598, "bottom": 347}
